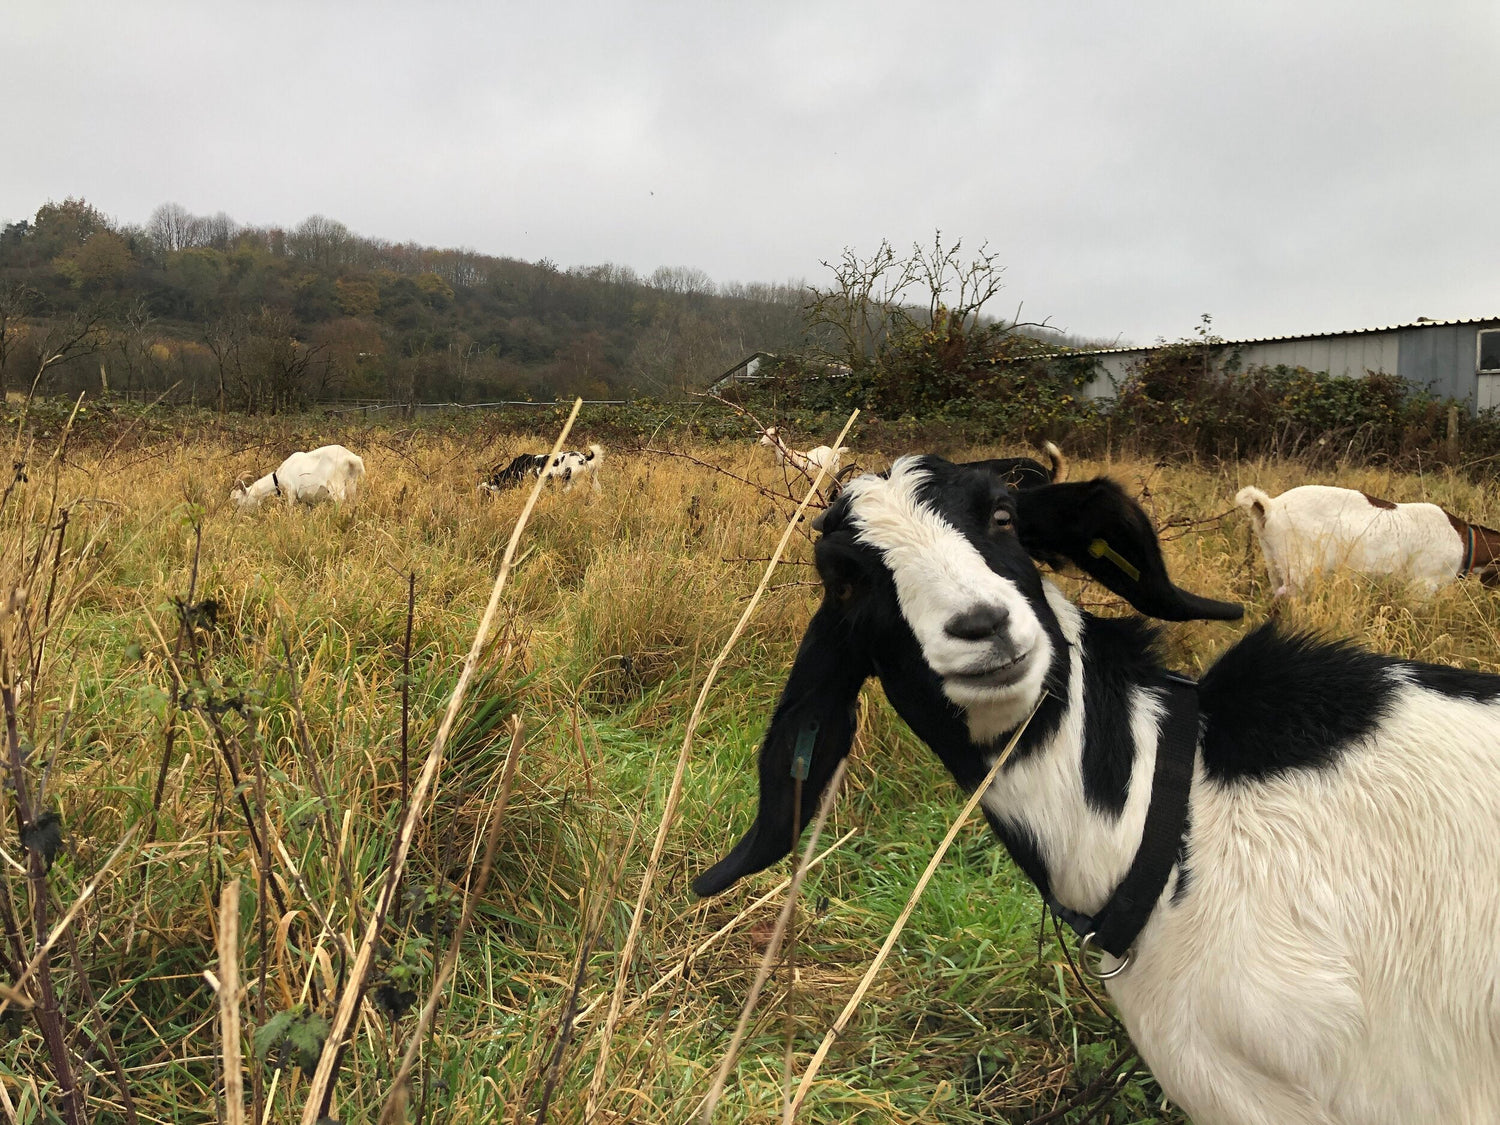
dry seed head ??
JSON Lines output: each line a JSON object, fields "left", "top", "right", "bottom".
{"left": 2, "top": 588, "right": 27, "bottom": 618}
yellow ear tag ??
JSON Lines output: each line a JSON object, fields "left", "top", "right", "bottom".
{"left": 1088, "top": 538, "right": 1141, "bottom": 582}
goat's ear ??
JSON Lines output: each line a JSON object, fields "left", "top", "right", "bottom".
{"left": 692, "top": 600, "right": 870, "bottom": 897}
{"left": 1015, "top": 478, "right": 1243, "bottom": 622}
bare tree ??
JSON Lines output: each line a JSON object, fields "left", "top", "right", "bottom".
{"left": 26, "top": 301, "right": 113, "bottom": 402}
{"left": 803, "top": 232, "right": 1030, "bottom": 370}
{"left": 204, "top": 313, "right": 249, "bottom": 414}
{"left": 146, "top": 202, "right": 195, "bottom": 254}
{"left": 0, "top": 283, "right": 39, "bottom": 400}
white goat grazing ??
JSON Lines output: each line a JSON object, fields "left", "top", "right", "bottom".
{"left": 1236, "top": 483, "right": 1500, "bottom": 595}
{"left": 697, "top": 457, "right": 1500, "bottom": 1124}
{"left": 757, "top": 426, "right": 850, "bottom": 480}
{"left": 231, "top": 445, "right": 365, "bottom": 511}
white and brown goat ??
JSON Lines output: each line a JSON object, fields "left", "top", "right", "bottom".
{"left": 1236, "top": 483, "right": 1500, "bottom": 595}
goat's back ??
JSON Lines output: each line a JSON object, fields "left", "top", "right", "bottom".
{"left": 277, "top": 444, "right": 365, "bottom": 505}
{"left": 1239, "top": 483, "right": 1461, "bottom": 592}
{"left": 1121, "top": 633, "right": 1500, "bottom": 1120}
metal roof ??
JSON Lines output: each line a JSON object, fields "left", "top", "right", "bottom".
{"left": 1073, "top": 316, "right": 1500, "bottom": 357}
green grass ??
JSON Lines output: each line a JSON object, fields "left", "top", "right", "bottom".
{"left": 2, "top": 413, "right": 1496, "bottom": 1123}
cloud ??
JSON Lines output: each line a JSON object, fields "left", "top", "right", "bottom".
{"left": 5, "top": 0, "right": 1497, "bottom": 344}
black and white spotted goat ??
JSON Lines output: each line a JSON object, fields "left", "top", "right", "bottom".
{"left": 695, "top": 455, "right": 1500, "bottom": 1125}
{"left": 480, "top": 444, "right": 604, "bottom": 495}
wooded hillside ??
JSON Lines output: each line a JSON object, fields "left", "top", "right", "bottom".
{"left": 0, "top": 198, "right": 808, "bottom": 409}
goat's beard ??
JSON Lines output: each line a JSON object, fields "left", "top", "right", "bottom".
{"left": 940, "top": 640, "right": 1053, "bottom": 746}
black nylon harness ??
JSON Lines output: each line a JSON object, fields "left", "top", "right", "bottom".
{"left": 1045, "top": 671, "right": 1199, "bottom": 960}
{"left": 271, "top": 471, "right": 283, "bottom": 498}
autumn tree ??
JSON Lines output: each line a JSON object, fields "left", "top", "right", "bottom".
{"left": 54, "top": 229, "right": 134, "bottom": 291}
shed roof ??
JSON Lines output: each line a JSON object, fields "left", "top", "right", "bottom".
{"left": 1076, "top": 316, "right": 1500, "bottom": 357}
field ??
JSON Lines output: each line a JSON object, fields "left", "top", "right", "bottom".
{"left": 4, "top": 408, "right": 1499, "bottom": 1124}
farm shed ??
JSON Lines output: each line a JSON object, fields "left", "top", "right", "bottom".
{"left": 1074, "top": 317, "right": 1500, "bottom": 411}
{"left": 708, "top": 351, "right": 777, "bottom": 393}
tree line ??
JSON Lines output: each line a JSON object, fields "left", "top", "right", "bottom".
{"left": 0, "top": 198, "right": 809, "bottom": 411}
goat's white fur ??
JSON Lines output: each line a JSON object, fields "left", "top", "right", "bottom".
{"left": 230, "top": 445, "right": 364, "bottom": 511}
{"left": 758, "top": 426, "right": 849, "bottom": 479}
{"left": 1237, "top": 483, "right": 1469, "bottom": 595}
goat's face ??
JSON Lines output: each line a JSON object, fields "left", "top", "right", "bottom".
{"left": 692, "top": 455, "right": 1242, "bottom": 898}
{"left": 229, "top": 483, "right": 256, "bottom": 510}
{"left": 757, "top": 427, "right": 778, "bottom": 448}
{"left": 826, "top": 457, "right": 1055, "bottom": 716}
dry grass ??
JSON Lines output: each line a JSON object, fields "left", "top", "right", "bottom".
{"left": 1, "top": 413, "right": 1497, "bottom": 1123}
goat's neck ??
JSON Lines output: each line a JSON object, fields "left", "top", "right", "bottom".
{"left": 975, "top": 584, "right": 1172, "bottom": 917}
{"left": 1468, "top": 523, "right": 1500, "bottom": 569}
{"left": 247, "top": 473, "right": 281, "bottom": 502}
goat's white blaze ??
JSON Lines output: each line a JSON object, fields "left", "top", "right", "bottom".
{"left": 843, "top": 459, "right": 1051, "bottom": 725}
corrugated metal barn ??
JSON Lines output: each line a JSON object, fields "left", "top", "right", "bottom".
{"left": 1076, "top": 317, "right": 1500, "bottom": 411}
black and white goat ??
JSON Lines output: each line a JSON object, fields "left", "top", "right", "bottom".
{"left": 480, "top": 444, "right": 604, "bottom": 495}
{"left": 482, "top": 452, "right": 550, "bottom": 492}
{"left": 695, "top": 455, "right": 1500, "bottom": 1124}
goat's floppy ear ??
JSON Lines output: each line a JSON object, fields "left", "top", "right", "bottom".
{"left": 1015, "top": 478, "right": 1243, "bottom": 622}
{"left": 692, "top": 600, "right": 870, "bottom": 897}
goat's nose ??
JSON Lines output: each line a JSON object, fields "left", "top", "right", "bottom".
{"left": 944, "top": 604, "right": 1010, "bottom": 641}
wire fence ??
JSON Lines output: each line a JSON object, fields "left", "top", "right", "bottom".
{"left": 314, "top": 399, "right": 630, "bottom": 417}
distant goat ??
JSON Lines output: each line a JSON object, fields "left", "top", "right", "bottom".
{"left": 964, "top": 441, "right": 1068, "bottom": 489}
{"left": 480, "top": 444, "right": 604, "bottom": 495}
{"left": 1236, "top": 483, "right": 1500, "bottom": 595}
{"left": 757, "top": 426, "right": 851, "bottom": 482}
{"left": 480, "top": 453, "right": 550, "bottom": 492}
{"left": 231, "top": 445, "right": 364, "bottom": 511}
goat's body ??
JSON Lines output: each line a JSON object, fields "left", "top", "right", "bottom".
{"left": 758, "top": 427, "right": 850, "bottom": 481}
{"left": 481, "top": 445, "right": 603, "bottom": 494}
{"left": 984, "top": 592, "right": 1500, "bottom": 1124}
{"left": 482, "top": 453, "right": 549, "bottom": 492}
{"left": 233, "top": 445, "right": 364, "bottom": 510}
{"left": 545, "top": 443, "right": 604, "bottom": 492}
{"left": 1236, "top": 484, "right": 1464, "bottom": 594}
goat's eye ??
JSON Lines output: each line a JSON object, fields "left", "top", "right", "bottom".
{"left": 991, "top": 508, "right": 1014, "bottom": 531}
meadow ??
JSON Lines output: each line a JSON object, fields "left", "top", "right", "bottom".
{"left": 4, "top": 406, "right": 1499, "bottom": 1124}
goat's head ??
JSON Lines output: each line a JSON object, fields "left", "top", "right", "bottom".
{"left": 692, "top": 455, "right": 1241, "bottom": 897}
{"left": 757, "top": 427, "right": 780, "bottom": 448}
{"left": 229, "top": 480, "right": 257, "bottom": 510}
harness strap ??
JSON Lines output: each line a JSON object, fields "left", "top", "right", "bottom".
{"left": 1461, "top": 523, "right": 1476, "bottom": 574}
{"left": 1046, "top": 672, "right": 1199, "bottom": 960}
{"left": 271, "top": 471, "right": 283, "bottom": 498}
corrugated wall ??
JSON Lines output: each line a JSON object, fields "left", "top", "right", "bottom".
{"left": 1397, "top": 324, "right": 1475, "bottom": 400}
{"left": 1232, "top": 334, "right": 1400, "bottom": 378}
{"left": 1078, "top": 322, "right": 1495, "bottom": 409}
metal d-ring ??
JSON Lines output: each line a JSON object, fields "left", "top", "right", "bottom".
{"left": 1079, "top": 933, "right": 1132, "bottom": 980}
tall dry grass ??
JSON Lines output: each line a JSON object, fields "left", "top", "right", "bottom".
{"left": 1, "top": 414, "right": 1496, "bottom": 1123}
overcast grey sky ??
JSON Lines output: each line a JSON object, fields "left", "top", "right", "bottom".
{"left": 6, "top": 0, "right": 1498, "bottom": 345}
